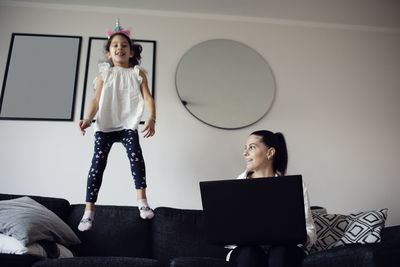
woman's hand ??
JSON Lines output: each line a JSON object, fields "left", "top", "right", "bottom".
{"left": 79, "top": 120, "right": 91, "bottom": 136}
{"left": 304, "top": 235, "right": 310, "bottom": 247}
{"left": 142, "top": 118, "right": 155, "bottom": 138}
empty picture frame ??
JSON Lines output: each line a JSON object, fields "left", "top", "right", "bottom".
{"left": 80, "top": 37, "right": 156, "bottom": 123}
{"left": 0, "top": 33, "right": 82, "bottom": 121}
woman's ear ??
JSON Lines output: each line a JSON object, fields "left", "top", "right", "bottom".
{"left": 106, "top": 51, "right": 111, "bottom": 58}
{"left": 267, "top": 147, "right": 276, "bottom": 160}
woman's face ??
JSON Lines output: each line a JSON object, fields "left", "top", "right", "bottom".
{"left": 243, "top": 135, "right": 270, "bottom": 172}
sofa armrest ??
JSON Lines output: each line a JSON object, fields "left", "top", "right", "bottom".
{"left": 381, "top": 225, "right": 400, "bottom": 247}
{"left": 303, "top": 234, "right": 400, "bottom": 267}
{"left": 370, "top": 226, "right": 400, "bottom": 267}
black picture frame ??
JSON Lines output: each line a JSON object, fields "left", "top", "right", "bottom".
{"left": 80, "top": 37, "right": 156, "bottom": 123}
{"left": 0, "top": 33, "right": 82, "bottom": 121}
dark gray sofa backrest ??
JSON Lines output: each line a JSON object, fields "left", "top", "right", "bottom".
{"left": 152, "top": 207, "right": 227, "bottom": 264}
{"left": 0, "top": 193, "right": 70, "bottom": 221}
{"left": 67, "top": 204, "right": 152, "bottom": 258}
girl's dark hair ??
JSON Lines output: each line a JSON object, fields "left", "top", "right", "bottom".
{"left": 105, "top": 33, "right": 142, "bottom": 67}
{"left": 251, "top": 130, "right": 288, "bottom": 176}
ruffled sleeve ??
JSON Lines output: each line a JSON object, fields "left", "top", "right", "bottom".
{"left": 92, "top": 62, "right": 111, "bottom": 90}
{"left": 133, "top": 65, "right": 143, "bottom": 85}
{"left": 236, "top": 171, "right": 248, "bottom": 179}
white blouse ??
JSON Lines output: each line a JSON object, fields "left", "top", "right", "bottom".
{"left": 93, "top": 63, "right": 144, "bottom": 133}
{"left": 225, "top": 171, "right": 317, "bottom": 261}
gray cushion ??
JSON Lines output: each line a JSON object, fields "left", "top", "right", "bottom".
{"left": 0, "top": 197, "right": 80, "bottom": 246}
{"left": 0, "top": 194, "right": 70, "bottom": 221}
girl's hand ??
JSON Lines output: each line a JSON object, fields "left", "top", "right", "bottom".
{"left": 79, "top": 120, "right": 91, "bottom": 136}
{"left": 142, "top": 118, "right": 155, "bottom": 138}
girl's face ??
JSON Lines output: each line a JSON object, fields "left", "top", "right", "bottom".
{"left": 107, "top": 34, "right": 133, "bottom": 68}
{"left": 243, "top": 135, "right": 273, "bottom": 172}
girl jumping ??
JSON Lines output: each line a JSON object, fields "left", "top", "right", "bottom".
{"left": 78, "top": 19, "right": 156, "bottom": 231}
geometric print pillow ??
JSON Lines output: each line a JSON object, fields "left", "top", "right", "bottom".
{"left": 334, "top": 208, "right": 388, "bottom": 247}
{"left": 307, "top": 213, "right": 349, "bottom": 253}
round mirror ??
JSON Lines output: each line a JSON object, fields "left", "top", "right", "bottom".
{"left": 175, "top": 39, "right": 275, "bottom": 129}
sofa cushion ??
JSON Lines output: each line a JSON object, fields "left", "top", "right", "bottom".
{"left": 0, "top": 193, "right": 70, "bottom": 222}
{"left": 0, "top": 197, "right": 81, "bottom": 246}
{"left": 32, "top": 256, "right": 163, "bottom": 267}
{"left": 303, "top": 243, "right": 376, "bottom": 267}
{"left": 170, "top": 256, "right": 232, "bottom": 267}
{"left": 67, "top": 204, "right": 152, "bottom": 258}
{"left": 0, "top": 253, "right": 41, "bottom": 267}
{"left": 152, "top": 207, "right": 227, "bottom": 264}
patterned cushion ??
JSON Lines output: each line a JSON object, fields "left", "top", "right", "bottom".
{"left": 308, "top": 213, "right": 348, "bottom": 253}
{"left": 334, "top": 209, "right": 388, "bottom": 247}
{"left": 308, "top": 209, "right": 388, "bottom": 254}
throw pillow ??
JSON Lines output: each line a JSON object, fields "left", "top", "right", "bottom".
{"left": 308, "top": 212, "right": 348, "bottom": 253}
{"left": 0, "top": 196, "right": 80, "bottom": 246}
{"left": 334, "top": 208, "right": 388, "bottom": 247}
{"left": 0, "top": 233, "right": 73, "bottom": 258}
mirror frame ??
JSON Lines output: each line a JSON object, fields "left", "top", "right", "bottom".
{"left": 175, "top": 39, "right": 276, "bottom": 130}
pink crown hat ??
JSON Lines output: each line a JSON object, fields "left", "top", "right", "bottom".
{"left": 106, "top": 17, "right": 131, "bottom": 38}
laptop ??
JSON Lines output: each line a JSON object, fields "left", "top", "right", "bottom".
{"left": 199, "top": 175, "right": 306, "bottom": 246}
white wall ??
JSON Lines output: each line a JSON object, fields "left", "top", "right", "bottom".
{"left": 0, "top": 4, "right": 399, "bottom": 226}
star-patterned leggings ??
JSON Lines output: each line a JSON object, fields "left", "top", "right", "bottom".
{"left": 85, "top": 129, "right": 146, "bottom": 203}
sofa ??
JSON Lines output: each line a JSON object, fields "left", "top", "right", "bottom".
{"left": 0, "top": 193, "right": 399, "bottom": 267}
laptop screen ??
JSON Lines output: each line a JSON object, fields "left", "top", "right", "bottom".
{"left": 199, "top": 175, "right": 306, "bottom": 246}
